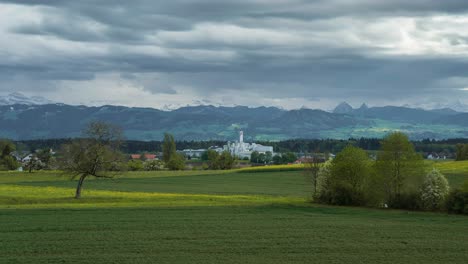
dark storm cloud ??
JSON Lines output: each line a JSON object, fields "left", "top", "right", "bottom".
{"left": 150, "top": 56, "right": 468, "bottom": 99}
{"left": 0, "top": 0, "right": 468, "bottom": 107}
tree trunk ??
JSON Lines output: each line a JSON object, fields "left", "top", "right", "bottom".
{"left": 75, "top": 174, "right": 86, "bottom": 199}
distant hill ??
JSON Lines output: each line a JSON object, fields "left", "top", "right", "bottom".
{"left": 0, "top": 103, "right": 467, "bottom": 140}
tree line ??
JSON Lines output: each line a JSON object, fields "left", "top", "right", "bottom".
{"left": 304, "top": 132, "right": 468, "bottom": 214}
{"left": 15, "top": 137, "right": 467, "bottom": 156}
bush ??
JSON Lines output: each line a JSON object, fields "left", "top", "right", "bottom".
{"left": 420, "top": 169, "right": 450, "bottom": 211}
{"left": 144, "top": 160, "right": 164, "bottom": 171}
{"left": 167, "top": 154, "right": 185, "bottom": 170}
{"left": 445, "top": 189, "right": 468, "bottom": 215}
{"left": 315, "top": 160, "right": 333, "bottom": 204}
{"left": 214, "top": 151, "right": 234, "bottom": 170}
{"left": 389, "top": 192, "right": 421, "bottom": 210}
{"left": 127, "top": 160, "right": 144, "bottom": 171}
{"left": 462, "top": 179, "right": 468, "bottom": 192}
{"left": 281, "top": 152, "right": 297, "bottom": 164}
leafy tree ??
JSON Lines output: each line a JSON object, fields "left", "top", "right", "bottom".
{"left": 207, "top": 149, "right": 219, "bottom": 162}
{"left": 203, "top": 150, "right": 234, "bottom": 170}
{"left": 202, "top": 149, "right": 219, "bottom": 169}
{"left": 162, "top": 133, "right": 176, "bottom": 163}
{"left": 375, "top": 132, "right": 426, "bottom": 208}
{"left": 420, "top": 169, "right": 450, "bottom": 211}
{"left": 0, "top": 140, "right": 15, "bottom": 158}
{"left": 265, "top": 151, "right": 273, "bottom": 164}
{"left": 272, "top": 155, "right": 282, "bottom": 165}
{"left": 24, "top": 154, "right": 41, "bottom": 173}
{"left": 456, "top": 144, "right": 468, "bottom": 161}
{"left": 257, "top": 153, "right": 266, "bottom": 164}
{"left": 250, "top": 151, "right": 260, "bottom": 163}
{"left": 36, "top": 149, "right": 52, "bottom": 169}
{"left": 1, "top": 156, "right": 19, "bottom": 171}
{"left": 328, "top": 146, "right": 372, "bottom": 206}
{"left": 214, "top": 151, "right": 235, "bottom": 170}
{"left": 0, "top": 140, "right": 19, "bottom": 170}
{"left": 281, "top": 152, "right": 297, "bottom": 164}
{"left": 201, "top": 151, "right": 209, "bottom": 161}
{"left": 167, "top": 153, "right": 185, "bottom": 170}
{"left": 59, "top": 121, "right": 125, "bottom": 199}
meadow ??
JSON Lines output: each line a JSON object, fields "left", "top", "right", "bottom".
{"left": 0, "top": 162, "right": 467, "bottom": 263}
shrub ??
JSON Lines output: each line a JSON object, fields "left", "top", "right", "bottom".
{"left": 420, "top": 169, "right": 450, "bottom": 211}
{"left": 127, "top": 160, "right": 144, "bottom": 171}
{"left": 462, "top": 179, "right": 468, "bottom": 192}
{"left": 144, "top": 160, "right": 164, "bottom": 171}
{"left": 390, "top": 192, "right": 421, "bottom": 210}
{"left": 445, "top": 189, "right": 468, "bottom": 215}
{"left": 315, "top": 160, "right": 333, "bottom": 204}
{"left": 214, "top": 151, "right": 235, "bottom": 170}
{"left": 167, "top": 154, "right": 185, "bottom": 170}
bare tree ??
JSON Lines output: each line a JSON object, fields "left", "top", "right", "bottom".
{"left": 303, "top": 154, "right": 322, "bottom": 198}
{"left": 60, "top": 121, "right": 125, "bottom": 198}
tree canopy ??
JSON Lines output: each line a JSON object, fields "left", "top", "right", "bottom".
{"left": 162, "top": 133, "right": 176, "bottom": 163}
{"left": 375, "top": 132, "right": 425, "bottom": 207}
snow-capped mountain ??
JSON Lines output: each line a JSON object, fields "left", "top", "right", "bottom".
{"left": 0, "top": 92, "right": 55, "bottom": 105}
{"left": 403, "top": 100, "right": 468, "bottom": 113}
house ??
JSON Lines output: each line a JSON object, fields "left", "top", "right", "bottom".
{"left": 10, "top": 151, "right": 29, "bottom": 162}
{"left": 21, "top": 154, "right": 36, "bottom": 163}
{"left": 130, "top": 154, "right": 158, "bottom": 160}
{"left": 427, "top": 153, "right": 442, "bottom": 160}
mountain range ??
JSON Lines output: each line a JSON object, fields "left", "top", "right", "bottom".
{"left": 0, "top": 92, "right": 55, "bottom": 106}
{"left": 1, "top": 97, "right": 468, "bottom": 140}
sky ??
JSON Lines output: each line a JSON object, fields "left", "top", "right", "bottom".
{"left": 1, "top": 0, "right": 468, "bottom": 110}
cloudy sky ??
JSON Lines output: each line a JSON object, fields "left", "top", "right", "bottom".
{"left": 1, "top": 0, "right": 468, "bottom": 110}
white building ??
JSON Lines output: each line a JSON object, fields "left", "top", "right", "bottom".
{"left": 181, "top": 149, "right": 207, "bottom": 158}
{"left": 223, "top": 131, "right": 274, "bottom": 159}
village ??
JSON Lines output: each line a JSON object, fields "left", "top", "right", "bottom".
{"left": 7, "top": 130, "right": 451, "bottom": 173}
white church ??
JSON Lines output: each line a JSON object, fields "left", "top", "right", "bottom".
{"left": 223, "top": 131, "right": 274, "bottom": 159}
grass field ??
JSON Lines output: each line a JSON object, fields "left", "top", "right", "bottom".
{"left": 1, "top": 164, "right": 467, "bottom": 263}
{"left": 433, "top": 160, "right": 468, "bottom": 189}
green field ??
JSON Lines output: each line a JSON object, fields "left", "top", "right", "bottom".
{"left": 1, "top": 164, "right": 467, "bottom": 263}
{"left": 434, "top": 161, "right": 468, "bottom": 189}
